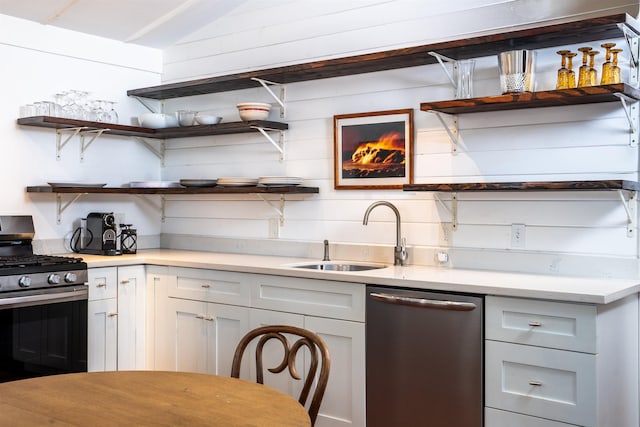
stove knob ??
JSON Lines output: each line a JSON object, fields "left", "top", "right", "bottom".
{"left": 18, "top": 276, "right": 31, "bottom": 288}
{"left": 48, "top": 274, "right": 61, "bottom": 285}
{"left": 64, "top": 272, "right": 78, "bottom": 283}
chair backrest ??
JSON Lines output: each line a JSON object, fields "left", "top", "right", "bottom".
{"left": 230, "top": 325, "right": 331, "bottom": 425}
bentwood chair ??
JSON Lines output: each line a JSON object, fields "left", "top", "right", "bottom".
{"left": 230, "top": 325, "right": 331, "bottom": 425}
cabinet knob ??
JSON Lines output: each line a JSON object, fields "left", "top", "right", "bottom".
{"left": 108, "top": 312, "right": 118, "bottom": 317}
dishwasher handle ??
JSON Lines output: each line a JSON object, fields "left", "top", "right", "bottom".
{"left": 370, "top": 292, "right": 477, "bottom": 311}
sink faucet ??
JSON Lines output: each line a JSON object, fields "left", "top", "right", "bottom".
{"left": 362, "top": 201, "right": 407, "bottom": 266}
{"left": 322, "top": 239, "right": 330, "bottom": 261}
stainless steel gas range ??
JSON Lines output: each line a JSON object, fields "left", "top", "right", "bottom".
{"left": 0, "top": 215, "right": 88, "bottom": 382}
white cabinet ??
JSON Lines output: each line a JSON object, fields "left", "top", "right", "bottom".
{"left": 151, "top": 267, "right": 366, "bottom": 427}
{"left": 485, "top": 295, "right": 639, "bottom": 427}
{"left": 87, "top": 265, "right": 146, "bottom": 372}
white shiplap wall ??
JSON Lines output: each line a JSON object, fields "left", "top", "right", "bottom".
{"left": 159, "top": 0, "right": 640, "bottom": 278}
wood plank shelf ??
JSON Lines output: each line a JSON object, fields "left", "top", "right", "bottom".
{"left": 127, "top": 14, "right": 640, "bottom": 100}
{"left": 26, "top": 185, "right": 318, "bottom": 195}
{"left": 17, "top": 116, "right": 287, "bottom": 139}
{"left": 420, "top": 84, "right": 640, "bottom": 114}
{"left": 403, "top": 180, "right": 640, "bottom": 192}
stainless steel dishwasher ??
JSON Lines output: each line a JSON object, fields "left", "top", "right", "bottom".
{"left": 366, "top": 286, "right": 483, "bottom": 426}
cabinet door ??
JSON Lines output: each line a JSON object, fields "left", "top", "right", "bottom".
{"left": 87, "top": 298, "right": 117, "bottom": 372}
{"left": 161, "top": 297, "right": 210, "bottom": 373}
{"left": 207, "top": 302, "right": 250, "bottom": 376}
{"left": 116, "top": 265, "right": 146, "bottom": 370}
{"left": 305, "top": 316, "right": 365, "bottom": 427}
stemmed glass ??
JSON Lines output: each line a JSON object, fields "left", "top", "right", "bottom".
{"left": 556, "top": 50, "right": 571, "bottom": 89}
{"left": 105, "top": 101, "right": 119, "bottom": 124}
{"left": 610, "top": 48, "right": 623, "bottom": 84}
{"left": 600, "top": 43, "right": 617, "bottom": 84}
{"left": 577, "top": 47, "right": 593, "bottom": 87}
{"left": 588, "top": 50, "right": 600, "bottom": 86}
{"left": 565, "top": 52, "right": 577, "bottom": 88}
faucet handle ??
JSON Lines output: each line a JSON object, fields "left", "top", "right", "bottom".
{"left": 400, "top": 237, "right": 407, "bottom": 263}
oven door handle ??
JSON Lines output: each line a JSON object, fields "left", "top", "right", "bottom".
{"left": 0, "top": 287, "right": 88, "bottom": 309}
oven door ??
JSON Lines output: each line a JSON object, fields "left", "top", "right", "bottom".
{"left": 0, "top": 286, "right": 87, "bottom": 382}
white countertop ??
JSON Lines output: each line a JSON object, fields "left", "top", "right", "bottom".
{"left": 78, "top": 249, "right": 640, "bottom": 304}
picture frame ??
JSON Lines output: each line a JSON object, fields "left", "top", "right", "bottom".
{"left": 333, "top": 109, "right": 413, "bottom": 190}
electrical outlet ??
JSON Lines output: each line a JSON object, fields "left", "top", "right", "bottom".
{"left": 268, "top": 218, "right": 280, "bottom": 239}
{"left": 511, "top": 224, "right": 526, "bottom": 248}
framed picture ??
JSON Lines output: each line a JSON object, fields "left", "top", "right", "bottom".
{"left": 333, "top": 109, "right": 413, "bottom": 190}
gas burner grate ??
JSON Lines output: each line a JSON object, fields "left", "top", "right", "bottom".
{"left": 0, "top": 255, "right": 83, "bottom": 269}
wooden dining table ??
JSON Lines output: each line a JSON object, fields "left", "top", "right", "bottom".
{"left": 0, "top": 370, "right": 311, "bottom": 426}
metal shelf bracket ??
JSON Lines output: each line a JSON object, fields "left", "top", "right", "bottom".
{"left": 257, "top": 194, "right": 286, "bottom": 225}
{"left": 428, "top": 51, "right": 457, "bottom": 89}
{"left": 618, "top": 189, "right": 637, "bottom": 237}
{"left": 135, "top": 194, "right": 166, "bottom": 222}
{"left": 613, "top": 93, "right": 638, "bottom": 146}
{"left": 56, "top": 193, "right": 84, "bottom": 224}
{"left": 132, "top": 96, "right": 159, "bottom": 114}
{"left": 252, "top": 127, "right": 285, "bottom": 160}
{"left": 430, "top": 111, "right": 459, "bottom": 153}
{"left": 133, "top": 137, "right": 166, "bottom": 164}
{"left": 56, "top": 127, "right": 84, "bottom": 160}
{"left": 80, "top": 128, "right": 108, "bottom": 161}
{"left": 619, "top": 23, "right": 640, "bottom": 70}
{"left": 434, "top": 192, "right": 458, "bottom": 230}
{"left": 251, "top": 77, "right": 286, "bottom": 118}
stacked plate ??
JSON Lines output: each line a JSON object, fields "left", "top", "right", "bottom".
{"left": 180, "top": 179, "right": 217, "bottom": 188}
{"left": 258, "top": 176, "right": 304, "bottom": 187}
{"left": 217, "top": 177, "right": 259, "bottom": 187}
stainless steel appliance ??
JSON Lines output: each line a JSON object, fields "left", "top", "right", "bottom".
{"left": 0, "top": 215, "right": 88, "bottom": 382}
{"left": 366, "top": 286, "right": 483, "bottom": 426}
{"left": 79, "top": 212, "right": 119, "bottom": 255}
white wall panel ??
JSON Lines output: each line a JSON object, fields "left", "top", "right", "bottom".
{"left": 158, "top": 0, "right": 640, "bottom": 275}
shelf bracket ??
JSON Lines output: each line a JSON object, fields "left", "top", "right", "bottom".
{"left": 428, "top": 51, "right": 457, "bottom": 88}
{"left": 430, "top": 111, "right": 459, "bottom": 154}
{"left": 133, "top": 137, "right": 166, "bottom": 164}
{"left": 251, "top": 77, "right": 286, "bottom": 118}
{"left": 56, "top": 193, "right": 84, "bottom": 224}
{"left": 132, "top": 96, "right": 158, "bottom": 114}
{"left": 618, "top": 189, "right": 637, "bottom": 237}
{"left": 256, "top": 194, "right": 286, "bottom": 225}
{"left": 434, "top": 192, "right": 458, "bottom": 230}
{"left": 56, "top": 127, "right": 85, "bottom": 160}
{"left": 619, "top": 24, "right": 640, "bottom": 69}
{"left": 79, "top": 128, "right": 108, "bottom": 161}
{"left": 135, "top": 194, "right": 166, "bottom": 222}
{"left": 252, "top": 127, "right": 285, "bottom": 160}
{"left": 613, "top": 93, "right": 638, "bottom": 146}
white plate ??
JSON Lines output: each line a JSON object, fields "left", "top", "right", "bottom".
{"left": 217, "top": 177, "right": 259, "bottom": 186}
{"left": 258, "top": 176, "right": 304, "bottom": 186}
{"left": 48, "top": 182, "right": 107, "bottom": 188}
{"left": 180, "top": 179, "right": 218, "bottom": 187}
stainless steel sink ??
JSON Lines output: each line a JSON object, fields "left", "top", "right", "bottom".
{"left": 287, "top": 261, "right": 387, "bottom": 272}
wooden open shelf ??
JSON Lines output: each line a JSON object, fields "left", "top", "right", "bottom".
{"left": 403, "top": 180, "right": 640, "bottom": 192}
{"left": 26, "top": 185, "right": 318, "bottom": 195}
{"left": 127, "top": 14, "right": 640, "bottom": 100}
{"left": 17, "top": 116, "right": 287, "bottom": 139}
{"left": 420, "top": 84, "right": 640, "bottom": 114}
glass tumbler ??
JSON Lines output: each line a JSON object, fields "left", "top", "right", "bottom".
{"left": 454, "top": 59, "right": 476, "bottom": 99}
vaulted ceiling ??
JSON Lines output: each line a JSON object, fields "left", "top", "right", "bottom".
{"left": 0, "top": 0, "right": 246, "bottom": 48}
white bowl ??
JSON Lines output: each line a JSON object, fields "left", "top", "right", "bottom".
{"left": 138, "top": 113, "right": 178, "bottom": 129}
{"left": 195, "top": 114, "right": 222, "bottom": 125}
{"left": 237, "top": 102, "right": 271, "bottom": 121}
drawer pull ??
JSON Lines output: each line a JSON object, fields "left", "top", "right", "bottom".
{"left": 108, "top": 312, "right": 118, "bottom": 317}
{"left": 201, "top": 284, "right": 211, "bottom": 288}
{"left": 120, "top": 280, "right": 130, "bottom": 285}
{"left": 195, "top": 315, "right": 206, "bottom": 319}
{"left": 528, "top": 321, "right": 542, "bottom": 327}
{"left": 528, "top": 380, "right": 543, "bottom": 386}
{"left": 96, "top": 283, "right": 107, "bottom": 288}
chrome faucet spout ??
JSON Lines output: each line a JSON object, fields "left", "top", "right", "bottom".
{"left": 362, "top": 201, "right": 407, "bottom": 266}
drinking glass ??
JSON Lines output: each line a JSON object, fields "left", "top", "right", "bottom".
{"left": 610, "top": 48, "right": 623, "bottom": 84}
{"left": 105, "top": 101, "right": 119, "bottom": 124}
{"left": 588, "top": 50, "right": 600, "bottom": 86}
{"left": 600, "top": 43, "right": 616, "bottom": 84}
{"left": 556, "top": 50, "right": 571, "bottom": 89}
{"left": 577, "top": 47, "right": 593, "bottom": 87}
{"left": 454, "top": 59, "right": 475, "bottom": 98}
{"left": 566, "top": 52, "right": 577, "bottom": 88}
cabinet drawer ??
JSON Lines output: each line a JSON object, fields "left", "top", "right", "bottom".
{"left": 251, "top": 275, "right": 365, "bottom": 322}
{"left": 486, "top": 296, "right": 596, "bottom": 353}
{"left": 88, "top": 267, "right": 117, "bottom": 301}
{"left": 167, "top": 267, "right": 251, "bottom": 306}
{"left": 486, "top": 340, "right": 596, "bottom": 427}
{"left": 485, "top": 407, "right": 577, "bottom": 427}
